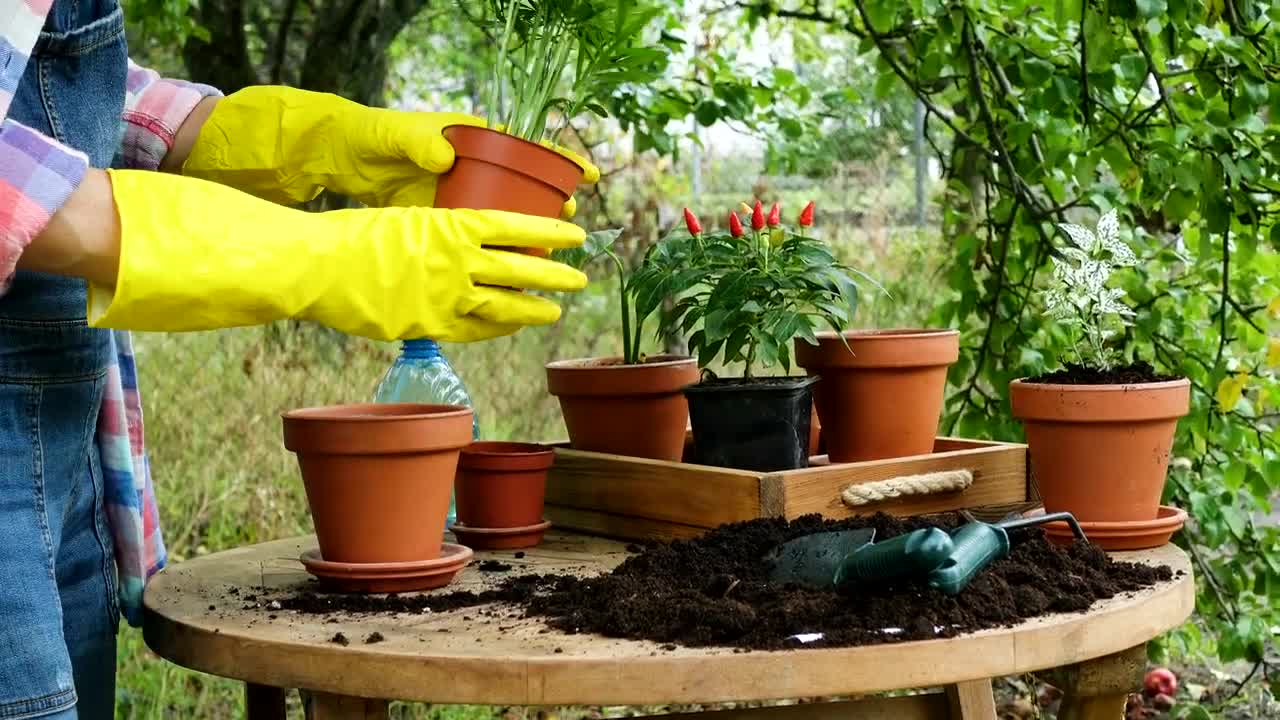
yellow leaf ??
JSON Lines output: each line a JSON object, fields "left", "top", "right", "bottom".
{"left": 1216, "top": 372, "right": 1248, "bottom": 410}
{"left": 1268, "top": 296, "right": 1280, "bottom": 319}
{"left": 1268, "top": 338, "right": 1280, "bottom": 369}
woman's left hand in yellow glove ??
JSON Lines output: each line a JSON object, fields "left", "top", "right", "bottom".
{"left": 180, "top": 86, "right": 600, "bottom": 218}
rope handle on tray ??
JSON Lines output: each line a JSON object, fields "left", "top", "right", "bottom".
{"left": 840, "top": 469, "right": 974, "bottom": 508}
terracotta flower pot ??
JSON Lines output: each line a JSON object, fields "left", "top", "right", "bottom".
{"left": 282, "top": 403, "right": 473, "bottom": 564}
{"left": 794, "top": 329, "right": 960, "bottom": 463}
{"left": 455, "top": 441, "right": 554, "bottom": 529}
{"left": 435, "top": 125, "right": 585, "bottom": 258}
{"left": 1010, "top": 378, "right": 1190, "bottom": 523}
{"left": 545, "top": 355, "right": 700, "bottom": 461}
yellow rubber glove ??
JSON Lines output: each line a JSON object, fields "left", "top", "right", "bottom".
{"left": 181, "top": 86, "right": 600, "bottom": 218}
{"left": 88, "top": 170, "right": 588, "bottom": 343}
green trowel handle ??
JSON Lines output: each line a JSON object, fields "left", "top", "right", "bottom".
{"left": 834, "top": 527, "right": 954, "bottom": 587}
{"left": 927, "top": 522, "right": 1011, "bottom": 595}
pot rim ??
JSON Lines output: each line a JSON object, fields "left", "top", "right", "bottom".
{"left": 1009, "top": 377, "right": 1190, "bottom": 392}
{"left": 1029, "top": 505, "right": 1187, "bottom": 532}
{"left": 683, "top": 375, "right": 820, "bottom": 394}
{"left": 282, "top": 402, "right": 473, "bottom": 422}
{"left": 811, "top": 327, "right": 960, "bottom": 341}
{"left": 545, "top": 354, "right": 696, "bottom": 371}
{"left": 461, "top": 441, "right": 553, "bottom": 458}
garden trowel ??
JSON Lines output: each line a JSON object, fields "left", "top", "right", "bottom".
{"left": 926, "top": 511, "right": 1087, "bottom": 595}
{"left": 764, "top": 526, "right": 956, "bottom": 590}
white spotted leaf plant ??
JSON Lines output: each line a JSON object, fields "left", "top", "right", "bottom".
{"left": 1042, "top": 209, "right": 1138, "bottom": 371}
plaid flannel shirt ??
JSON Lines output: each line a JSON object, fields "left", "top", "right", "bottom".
{"left": 0, "top": 0, "right": 223, "bottom": 626}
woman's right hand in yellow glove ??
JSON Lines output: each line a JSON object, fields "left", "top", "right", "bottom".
{"left": 23, "top": 169, "right": 588, "bottom": 343}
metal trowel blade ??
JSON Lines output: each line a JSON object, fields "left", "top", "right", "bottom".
{"left": 763, "top": 528, "right": 876, "bottom": 589}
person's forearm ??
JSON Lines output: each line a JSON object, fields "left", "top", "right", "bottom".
{"left": 16, "top": 169, "right": 121, "bottom": 287}
{"left": 159, "top": 96, "right": 220, "bottom": 173}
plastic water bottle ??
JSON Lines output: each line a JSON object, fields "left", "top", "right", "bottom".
{"left": 373, "top": 338, "right": 479, "bottom": 525}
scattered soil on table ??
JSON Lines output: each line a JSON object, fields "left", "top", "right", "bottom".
{"left": 271, "top": 513, "right": 1175, "bottom": 651}
{"left": 1027, "top": 361, "right": 1180, "bottom": 385}
{"left": 364, "top": 632, "right": 384, "bottom": 644}
{"left": 478, "top": 560, "right": 512, "bottom": 573}
{"left": 329, "top": 632, "right": 349, "bottom": 646}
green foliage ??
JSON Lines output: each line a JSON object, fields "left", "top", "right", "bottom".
{"left": 483, "top": 0, "right": 668, "bottom": 143}
{"left": 643, "top": 204, "right": 870, "bottom": 377}
{"left": 731, "top": 0, "right": 1280, "bottom": 706}
{"left": 1044, "top": 209, "right": 1141, "bottom": 370}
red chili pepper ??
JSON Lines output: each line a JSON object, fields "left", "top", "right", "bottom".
{"left": 728, "top": 211, "right": 744, "bottom": 238}
{"left": 798, "top": 201, "right": 815, "bottom": 227}
{"left": 683, "top": 208, "right": 702, "bottom": 236}
{"left": 751, "top": 201, "right": 765, "bottom": 231}
{"left": 767, "top": 203, "right": 781, "bottom": 227}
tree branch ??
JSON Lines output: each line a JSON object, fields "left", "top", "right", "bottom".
{"left": 848, "top": 0, "right": 995, "bottom": 159}
{"left": 270, "top": 0, "right": 301, "bottom": 85}
{"left": 1132, "top": 28, "right": 1182, "bottom": 124}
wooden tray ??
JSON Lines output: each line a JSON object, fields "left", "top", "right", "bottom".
{"left": 543, "top": 437, "right": 1030, "bottom": 541}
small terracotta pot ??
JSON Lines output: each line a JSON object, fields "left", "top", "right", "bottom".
{"left": 795, "top": 329, "right": 960, "bottom": 463}
{"left": 1011, "top": 378, "right": 1190, "bottom": 523}
{"left": 435, "top": 125, "right": 584, "bottom": 258}
{"left": 456, "top": 441, "right": 555, "bottom": 529}
{"left": 545, "top": 355, "right": 700, "bottom": 461}
{"left": 282, "top": 403, "right": 473, "bottom": 564}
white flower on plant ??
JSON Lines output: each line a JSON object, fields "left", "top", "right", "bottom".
{"left": 1044, "top": 209, "right": 1138, "bottom": 370}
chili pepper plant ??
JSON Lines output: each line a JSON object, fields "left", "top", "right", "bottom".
{"left": 638, "top": 201, "right": 873, "bottom": 471}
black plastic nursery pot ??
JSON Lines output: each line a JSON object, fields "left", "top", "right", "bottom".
{"left": 684, "top": 375, "right": 820, "bottom": 472}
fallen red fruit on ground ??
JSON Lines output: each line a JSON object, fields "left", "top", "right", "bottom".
{"left": 1144, "top": 667, "right": 1177, "bottom": 697}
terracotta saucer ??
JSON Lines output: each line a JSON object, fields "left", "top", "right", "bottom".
{"left": 450, "top": 519, "right": 551, "bottom": 550}
{"left": 1028, "top": 505, "right": 1187, "bottom": 551}
{"left": 299, "top": 543, "right": 473, "bottom": 593}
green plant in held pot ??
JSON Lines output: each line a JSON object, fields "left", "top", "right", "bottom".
{"left": 484, "top": 0, "right": 668, "bottom": 144}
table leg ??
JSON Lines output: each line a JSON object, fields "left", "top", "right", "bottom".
{"left": 302, "top": 691, "right": 390, "bottom": 720}
{"left": 946, "top": 678, "right": 997, "bottom": 719}
{"left": 245, "top": 684, "right": 286, "bottom": 720}
{"left": 1053, "top": 644, "right": 1147, "bottom": 720}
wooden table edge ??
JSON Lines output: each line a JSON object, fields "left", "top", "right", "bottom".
{"left": 142, "top": 539, "right": 1194, "bottom": 706}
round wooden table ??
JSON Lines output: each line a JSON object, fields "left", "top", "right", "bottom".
{"left": 143, "top": 531, "right": 1193, "bottom": 720}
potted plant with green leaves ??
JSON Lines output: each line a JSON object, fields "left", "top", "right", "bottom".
{"left": 653, "top": 201, "right": 870, "bottom": 471}
{"left": 1010, "top": 209, "right": 1190, "bottom": 550}
{"left": 434, "top": 0, "right": 667, "bottom": 239}
{"left": 544, "top": 228, "right": 699, "bottom": 461}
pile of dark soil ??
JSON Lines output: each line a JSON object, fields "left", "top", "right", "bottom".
{"left": 273, "top": 513, "right": 1175, "bottom": 651}
{"left": 1028, "top": 361, "right": 1180, "bottom": 385}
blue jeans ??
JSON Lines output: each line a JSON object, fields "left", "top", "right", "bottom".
{"left": 0, "top": 1, "right": 127, "bottom": 718}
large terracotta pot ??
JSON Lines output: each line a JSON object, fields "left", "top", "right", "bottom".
{"left": 1010, "top": 378, "right": 1190, "bottom": 523}
{"left": 282, "top": 403, "right": 473, "bottom": 564}
{"left": 795, "top": 329, "right": 959, "bottom": 463}
{"left": 545, "top": 355, "right": 699, "bottom": 461}
{"left": 434, "top": 125, "right": 584, "bottom": 258}
{"left": 455, "top": 441, "right": 554, "bottom": 529}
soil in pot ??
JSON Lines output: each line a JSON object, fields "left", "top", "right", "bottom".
{"left": 684, "top": 376, "right": 819, "bottom": 472}
{"left": 546, "top": 355, "right": 699, "bottom": 461}
{"left": 456, "top": 441, "right": 554, "bottom": 529}
{"left": 282, "top": 403, "right": 473, "bottom": 565}
{"left": 1012, "top": 361, "right": 1190, "bottom": 524}
{"left": 795, "top": 329, "right": 959, "bottom": 463}
{"left": 434, "top": 125, "right": 584, "bottom": 258}
{"left": 269, "top": 512, "right": 1176, "bottom": 651}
